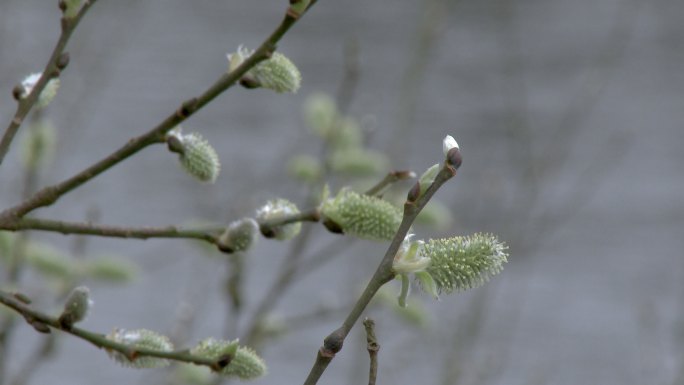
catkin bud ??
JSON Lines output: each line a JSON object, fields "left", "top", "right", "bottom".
{"left": 106, "top": 329, "right": 174, "bottom": 368}
{"left": 321, "top": 188, "right": 402, "bottom": 241}
{"left": 227, "top": 46, "right": 301, "bottom": 93}
{"left": 18, "top": 73, "right": 60, "bottom": 108}
{"left": 58, "top": 286, "right": 92, "bottom": 329}
{"left": 255, "top": 199, "right": 302, "bottom": 240}
{"left": 423, "top": 233, "right": 508, "bottom": 294}
{"left": 217, "top": 218, "right": 259, "bottom": 253}
{"left": 168, "top": 130, "right": 221, "bottom": 183}
{"left": 417, "top": 164, "right": 440, "bottom": 198}
{"left": 190, "top": 338, "right": 267, "bottom": 380}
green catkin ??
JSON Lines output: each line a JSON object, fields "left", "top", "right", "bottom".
{"left": 423, "top": 233, "right": 508, "bottom": 293}
{"left": 321, "top": 188, "right": 402, "bottom": 241}
{"left": 190, "top": 338, "right": 267, "bottom": 380}
{"left": 106, "top": 329, "right": 174, "bottom": 368}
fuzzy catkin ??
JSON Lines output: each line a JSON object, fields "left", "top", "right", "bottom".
{"left": 321, "top": 189, "right": 402, "bottom": 241}
{"left": 423, "top": 233, "right": 508, "bottom": 293}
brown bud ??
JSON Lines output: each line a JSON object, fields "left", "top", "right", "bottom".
{"left": 406, "top": 181, "right": 421, "bottom": 203}
{"left": 446, "top": 147, "right": 462, "bottom": 169}
{"left": 56, "top": 52, "right": 70, "bottom": 70}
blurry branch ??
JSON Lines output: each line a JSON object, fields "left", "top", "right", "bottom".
{"left": 0, "top": 6, "right": 312, "bottom": 222}
{"left": 363, "top": 318, "right": 379, "bottom": 385}
{"left": 303, "top": 161, "right": 459, "bottom": 385}
{"left": 364, "top": 170, "right": 416, "bottom": 197}
{"left": 0, "top": 209, "right": 321, "bottom": 246}
{"left": 2, "top": 218, "right": 224, "bottom": 242}
{"left": 0, "top": 0, "right": 97, "bottom": 166}
{"left": 0, "top": 290, "right": 233, "bottom": 371}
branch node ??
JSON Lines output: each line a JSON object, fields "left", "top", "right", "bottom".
{"left": 177, "top": 98, "right": 199, "bottom": 119}
{"left": 322, "top": 327, "right": 345, "bottom": 355}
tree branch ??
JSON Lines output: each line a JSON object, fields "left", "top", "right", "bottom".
{"left": 0, "top": 290, "right": 233, "bottom": 371}
{"left": 0, "top": 1, "right": 98, "bottom": 166}
{"left": 0, "top": 10, "right": 305, "bottom": 222}
{"left": 363, "top": 318, "right": 379, "bottom": 385}
{"left": 302, "top": 161, "right": 459, "bottom": 385}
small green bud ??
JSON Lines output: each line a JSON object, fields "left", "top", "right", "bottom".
{"left": 190, "top": 338, "right": 267, "bottom": 380}
{"left": 330, "top": 117, "right": 362, "bottom": 150}
{"left": 329, "top": 148, "right": 389, "bottom": 177}
{"left": 287, "top": 154, "right": 322, "bottom": 182}
{"left": 392, "top": 234, "right": 429, "bottom": 274}
{"left": 303, "top": 93, "right": 337, "bottom": 137}
{"left": 168, "top": 129, "right": 221, "bottom": 183}
{"left": 106, "top": 329, "right": 174, "bottom": 368}
{"left": 321, "top": 188, "right": 402, "bottom": 241}
{"left": 18, "top": 73, "right": 60, "bottom": 108}
{"left": 58, "top": 286, "right": 92, "bottom": 329}
{"left": 227, "top": 46, "right": 301, "bottom": 93}
{"left": 217, "top": 218, "right": 259, "bottom": 253}
{"left": 423, "top": 233, "right": 508, "bottom": 294}
{"left": 256, "top": 199, "right": 302, "bottom": 240}
{"left": 252, "top": 52, "right": 301, "bottom": 93}
{"left": 417, "top": 164, "right": 440, "bottom": 198}
{"left": 21, "top": 119, "right": 56, "bottom": 173}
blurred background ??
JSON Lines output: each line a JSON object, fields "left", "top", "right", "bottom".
{"left": 1, "top": 0, "right": 683, "bottom": 384}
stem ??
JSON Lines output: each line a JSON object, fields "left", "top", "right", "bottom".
{"left": 363, "top": 318, "right": 379, "bottom": 385}
{"left": 1, "top": 217, "right": 222, "bottom": 243}
{"left": 0, "top": 290, "right": 231, "bottom": 371}
{"left": 0, "top": 1, "right": 98, "bottom": 166}
{"left": 303, "top": 163, "right": 458, "bottom": 385}
{"left": 364, "top": 170, "right": 416, "bottom": 197}
{"left": 0, "top": 13, "right": 301, "bottom": 221}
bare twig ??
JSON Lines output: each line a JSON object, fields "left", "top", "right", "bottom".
{"left": 0, "top": 209, "right": 321, "bottom": 246}
{"left": 1, "top": 217, "right": 223, "bottom": 242}
{"left": 363, "top": 318, "right": 379, "bottom": 385}
{"left": 0, "top": 1, "right": 97, "bottom": 165}
{"left": 364, "top": 170, "right": 416, "bottom": 197}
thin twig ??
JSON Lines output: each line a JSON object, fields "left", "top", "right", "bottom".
{"left": 302, "top": 161, "right": 459, "bottom": 385}
{"left": 0, "top": 11, "right": 303, "bottom": 222}
{"left": 0, "top": 209, "right": 321, "bottom": 246}
{"left": 363, "top": 318, "right": 379, "bottom": 385}
{"left": 1, "top": 217, "right": 222, "bottom": 243}
{"left": 0, "top": 1, "right": 98, "bottom": 166}
{"left": 0, "top": 290, "right": 231, "bottom": 371}
{"left": 364, "top": 170, "right": 416, "bottom": 196}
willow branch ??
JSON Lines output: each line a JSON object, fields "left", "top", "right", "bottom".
{"left": 0, "top": 217, "right": 223, "bottom": 243}
{"left": 364, "top": 170, "right": 416, "bottom": 196}
{"left": 0, "top": 290, "right": 231, "bottom": 371}
{"left": 0, "top": 209, "right": 321, "bottom": 246}
{"left": 303, "top": 159, "right": 460, "bottom": 385}
{"left": 0, "top": 1, "right": 97, "bottom": 166}
{"left": 0, "top": 10, "right": 306, "bottom": 222}
{"left": 363, "top": 318, "right": 379, "bottom": 385}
